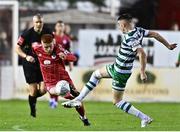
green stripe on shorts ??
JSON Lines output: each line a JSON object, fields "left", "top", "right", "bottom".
{"left": 106, "top": 64, "right": 131, "bottom": 91}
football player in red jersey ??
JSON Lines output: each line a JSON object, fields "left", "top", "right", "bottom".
{"left": 49, "top": 20, "right": 74, "bottom": 108}
{"left": 32, "top": 34, "right": 90, "bottom": 126}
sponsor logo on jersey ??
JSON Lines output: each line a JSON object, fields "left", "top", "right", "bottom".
{"left": 44, "top": 60, "right": 51, "bottom": 65}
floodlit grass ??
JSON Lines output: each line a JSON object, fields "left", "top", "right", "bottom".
{"left": 0, "top": 100, "right": 180, "bottom": 131}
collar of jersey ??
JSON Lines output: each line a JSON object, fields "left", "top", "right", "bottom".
{"left": 124, "top": 27, "right": 137, "bottom": 36}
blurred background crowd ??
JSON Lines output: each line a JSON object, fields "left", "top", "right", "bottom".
{"left": 0, "top": 0, "right": 180, "bottom": 66}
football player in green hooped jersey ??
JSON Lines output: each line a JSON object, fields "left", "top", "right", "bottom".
{"left": 62, "top": 14, "right": 177, "bottom": 127}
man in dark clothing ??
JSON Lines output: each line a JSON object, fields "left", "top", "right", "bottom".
{"left": 15, "top": 14, "right": 52, "bottom": 117}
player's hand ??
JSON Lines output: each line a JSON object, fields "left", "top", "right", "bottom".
{"left": 59, "top": 52, "right": 66, "bottom": 60}
{"left": 140, "top": 71, "right": 147, "bottom": 82}
{"left": 168, "top": 43, "right": 177, "bottom": 50}
{"left": 26, "top": 55, "right": 35, "bottom": 63}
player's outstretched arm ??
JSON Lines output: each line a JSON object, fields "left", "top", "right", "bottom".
{"left": 58, "top": 52, "right": 77, "bottom": 62}
{"left": 65, "top": 53, "right": 77, "bottom": 62}
{"left": 137, "top": 48, "right": 147, "bottom": 81}
{"left": 147, "top": 31, "right": 177, "bottom": 50}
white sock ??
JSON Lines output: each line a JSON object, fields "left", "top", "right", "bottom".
{"left": 80, "top": 115, "right": 87, "bottom": 120}
{"left": 128, "top": 106, "right": 147, "bottom": 120}
{"left": 75, "top": 70, "right": 101, "bottom": 101}
{"left": 49, "top": 98, "right": 55, "bottom": 103}
{"left": 75, "top": 86, "right": 91, "bottom": 101}
{"left": 116, "top": 100, "right": 147, "bottom": 120}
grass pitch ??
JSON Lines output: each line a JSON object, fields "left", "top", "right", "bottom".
{"left": 0, "top": 100, "right": 180, "bottom": 131}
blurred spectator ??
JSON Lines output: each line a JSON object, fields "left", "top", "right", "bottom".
{"left": 0, "top": 31, "right": 9, "bottom": 50}
{"left": 170, "top": 21, "right": 179, "bottom": 31}
{"left": 64, "top": 24, "right": 79, "bottom": 66}
{"left": 0, "top": 31, "right": 11, "bottom": 65}
{"left": 54, "top": 21, "right": 73, "bottom": 71}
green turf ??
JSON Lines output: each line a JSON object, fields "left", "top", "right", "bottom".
{"left": 0, "top": 100, "right": 180, "bottom": 131}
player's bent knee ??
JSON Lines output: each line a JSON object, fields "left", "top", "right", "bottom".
{"left": 49, "top": 88, "right": 57, "bottom": 95}
{"left": 29, "top": 90, "right": 37, "bottom": 96}
{"left": 93, "top": 70, "right": 102, "bottom": 79}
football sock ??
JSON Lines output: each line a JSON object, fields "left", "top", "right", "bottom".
{"left": 50, "top": 95, "right": 58, "bottom": 102}
{"left": 115, "top": 100, "right": 147, "bottom": 120}
{"left": 28, "top": 95, "right": 37, "bottom": 117}
{"left": 76, "top": 105, "right": 86, "bottom": 119}
{"left": 76, "top": 70, "right": 101, "bottom": 101}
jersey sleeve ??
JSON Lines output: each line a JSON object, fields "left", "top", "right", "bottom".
{"left": 131, "top": 27, "right": 149, "bottom": 51}
{"left": 141, "top": 27, "right": 149, "bottom": 37}
{"left": 130, "top": 38, "right": 142, "bottom": 51}
{"left": 17, "top": 30, "right": 29, "bottom": 47}
{"left": 56, "top": 44, "right": 77, "bottom": 62}
{"left": 65, "top": 54, "right": 77, "bottom": 62}
{"left": 17, "top": 36, "right": 25, "bottom": 46}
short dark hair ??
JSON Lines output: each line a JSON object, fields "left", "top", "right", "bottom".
{"left": 41, "top": 34, "right": 53, "bottom": 43}
{"left": 33, "top": 13, "right": 43, "bottom": 19}
{"left": 56, "top": 20, "right": 64, "bottom": 24}
{"left": 117, "top": 13, "right": 132, "bottom": 21}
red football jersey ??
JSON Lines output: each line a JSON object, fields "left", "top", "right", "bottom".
{"left": 32, "top": 42, "right": 76, "bottom": 89}
{"left": 54, "top": 33, "right": 71, "bottom": 50}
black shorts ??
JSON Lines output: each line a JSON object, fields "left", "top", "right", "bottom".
{"left": 22, "top": 60, "right": 43, "bottom": 84}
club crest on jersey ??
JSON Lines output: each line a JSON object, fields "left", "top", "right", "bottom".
{"left": 38, "top": 54, "right": 42, "bottom": 57}
{"left": 63, "top": 40, "right": 67, "bottom": 44}
{"left": 51, "top": 55, "right": 56, "bottom": 59}
{"left": 44, "top": 60, "right": 51, "bottom": 65}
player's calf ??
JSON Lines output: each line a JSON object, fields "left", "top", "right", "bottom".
{"left": 115, "top": 100, "right": 153, "bottom": 127}
{"left": 28, "top": 95, "right": 37, "bottom": 117}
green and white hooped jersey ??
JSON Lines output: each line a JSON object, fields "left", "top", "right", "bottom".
{"left": 114, "top": 27, "right": 149, "bottom": 74}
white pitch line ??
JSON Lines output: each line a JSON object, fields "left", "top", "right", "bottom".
{"left": 12, "top": 125, "right": 24, "bottom": 131}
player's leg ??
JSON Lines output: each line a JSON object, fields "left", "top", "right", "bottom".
{"left": 112, "top": 81, "right": 152, "bottom": 127}
{"left": 64, "top": 90, "right": 90, "bottom": 126}
{"left": 62, "top": 65, "right": 111, "bottom": 107}
{"left": 48, "top": 83, "right": 91, "bottom": 126}
{"left": 36, "top": 70, "right": 46, "bottom": 97}
{"left": 75, "top": 66, "right": 111, "bottom": 101}
{"left": 49, "top": 94, "right": 59, "bottom": 108}
{"left": 39, "top": 81, "right": 58, "bottom": 109}
{"left": 61, "top": 74, "right": 91, "bottom": 126}
{"left": 75, "top": 104, "right": 90, "bottom": 126}
{"left": 27, "top": 68, "right": 46, "bottom": 117}
{"left": 28, "top": 83, "right": 38, "bottom": 117}
{"left": 69, "top": 84, "right": 90, "bottom": 126}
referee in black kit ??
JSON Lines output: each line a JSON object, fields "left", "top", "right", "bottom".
{"left": 16, "top": 14, "right": 52, "bottom": 117}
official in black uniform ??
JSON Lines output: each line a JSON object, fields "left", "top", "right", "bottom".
{"left": 16, "top": 14, "right": 52, "bottom": 117}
